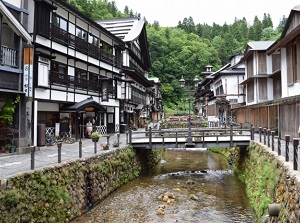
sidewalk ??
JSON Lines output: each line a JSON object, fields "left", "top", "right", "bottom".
{"left": 0, "top": 131, "right": 130, "bottom": 179}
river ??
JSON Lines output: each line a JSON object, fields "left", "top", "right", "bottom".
{"left": 72, "top": 149, "right": 256, "bottom": 223}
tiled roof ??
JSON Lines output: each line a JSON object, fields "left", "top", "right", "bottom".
{"left": 97, "top": 17, "right": 144, "bottom": 42}
{"left": 248, "top": 41, "right": 275, "bottom": 51}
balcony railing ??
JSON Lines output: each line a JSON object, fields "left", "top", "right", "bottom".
{"left": 50, "top": 25, "right": 116, "bottom": 65}
{"left": 1, "top": 46, "right": 17, "bottom": 67}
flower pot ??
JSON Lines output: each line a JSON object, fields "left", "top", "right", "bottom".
{"left": 1, "top": 146, "right": 5, "bottom": 153}
{"left": 103, "top": 146, "right": 109, "bottom": 150}
{"left": 10, "top": 146, "right": 15, "bottom": 153}
{"left": 92, "top": 138, "right": 99, "bottom": 142}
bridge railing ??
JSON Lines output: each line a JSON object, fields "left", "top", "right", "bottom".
{"left": 128, "top": 124, "right": 254, "bottom": 148}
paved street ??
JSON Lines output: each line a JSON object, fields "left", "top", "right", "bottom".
{"left": 0, "top": 132, "right": 129, "bottom": 179}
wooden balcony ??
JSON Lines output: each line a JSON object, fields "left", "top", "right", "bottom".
{"left": 50, "top": 25, "right": 115, "bottom": 65}
{"left": 1, "top": 45, "right": 17, "bottom": 67}
{"left": 49, "top": 71, "right": 103, "bottom": 93}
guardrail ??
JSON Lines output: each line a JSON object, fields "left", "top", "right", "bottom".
{"left": 256, "top": 127, "right": 300, "bottom": 170}
{"left": 128, "top": 125, "right": 254, "bottom": 149}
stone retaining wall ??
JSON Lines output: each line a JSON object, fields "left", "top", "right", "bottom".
{"left": 0, "top": 146, "right": 158, "bottom": 223}
{"left": 238, "top": 141, "right": 300, "bottom": 222}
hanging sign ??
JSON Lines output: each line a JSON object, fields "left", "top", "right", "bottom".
{"left": 102, "top": 80, "right": 108, "bottom": 101}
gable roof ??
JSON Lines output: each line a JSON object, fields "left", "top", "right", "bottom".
{"left": 267, "top": 5, "right": 300, "bottom": 54}
{"left": 242, "top": 41, "right": 275, "bottom": 62}
{"left": 0, "top": 0, "right": 31, "bottom": 43}
{"left": 247, "top": 41, "right": 275, "bottom": 51}
{"left": 97, "top": 17, "right": 151, "bottom": 69}
{"left": 60, "top": 97, "right": 106, "bottom": 113}
{"left": 97, "top": 17, "right": 143, "bottom": 42}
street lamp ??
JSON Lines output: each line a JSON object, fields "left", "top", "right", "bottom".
{"left": 179, "top": 75, "right": 199, "bottom": 147}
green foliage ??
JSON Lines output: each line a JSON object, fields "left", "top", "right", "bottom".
{"left": 0, "top": 94, "right": 20, "bottom": 125}
{"left": 242, "top": 146, "right": 281, "bottom": 218}
{"left": 91, "top": 132, "right": 100, "bottom": 138}
{"left": 67, "top": 0, "right": 285, "bottom": 115}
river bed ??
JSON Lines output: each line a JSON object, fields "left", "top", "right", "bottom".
{"left": 72, "top": 149, "right": 256, "bottom": 223}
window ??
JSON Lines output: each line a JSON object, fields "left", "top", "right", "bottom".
{"left": 75, "top": 68, "right": 88, "bottom": 89}
{"left": 52, "top": 14, "right": 67, "bottom": 31}
{"left": 76, "top": 27, "right": 87, "bottom": 41}
{"left": 52, "top": 61, "right": 67, "bottom": 74}
{"left": 88, "top": 34, "right": 99, "bottom": 46}
{"left": 101, "top": 41, "right": 113, "bottom": 54}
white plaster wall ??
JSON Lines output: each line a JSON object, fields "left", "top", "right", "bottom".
{"left": 56, "top": 7, "right": 68, "bottom": 19}
{"left": 68, "top": 66, "right": 75, "bottom": 76}
{"left": 68, "top": 49, "right": 75, "bottom": 57}
{"left": 67, "top": 93, "right": 74, "bottom": 102}
{"left": 51, "top": 90, "right": 67, "bottom": 101}
{"left": 75, "top": 52, "right": 87, "bottom": 62}
{"left": 52, "top": 42, "right": 68, "bottom": 54}
{"left": 101, "top": 33, "right": 112, "bottom": 45}
{"left": 38, "top": 102, "right": 59, "bottom": 111}
{"left": 88, "top": 57, "right": 99, "bottom": 66}
{"left": 288, "top": 82, "right": 300, "bottom": 96}
{"left": 35, "top": 36, "right": 51, "bottom": 48}
{"left": 35, "top": 89, "right": 50, "bottom": 100}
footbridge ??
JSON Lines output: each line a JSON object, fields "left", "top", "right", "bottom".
{"left": 128, "top": 126, "right": 254, "bottom": 149}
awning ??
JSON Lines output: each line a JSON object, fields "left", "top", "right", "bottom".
{"left": 60, "top": 97, "right": 106, "bottom": 113}
{"left": 134, "top": 104, "right": 143, "bottom": 110}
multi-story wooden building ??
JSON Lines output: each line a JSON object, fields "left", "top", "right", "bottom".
{"left": 234, "top": 5, "right": 300, "bottom": 138}
{"left": 98, "top": 17, "right": 155, "bottom": 131}
{"left": 26, "top": 0, "right": 128, "bottom": 146}
{"left": 196, "top": 54, "right": 245, "bottom": 125}
{"left": 0, "top": 0, "right": 31, "bottom": 150}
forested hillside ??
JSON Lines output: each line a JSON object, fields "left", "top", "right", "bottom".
{"left": 67, "top": 0, "right": 287, "bottom": 113}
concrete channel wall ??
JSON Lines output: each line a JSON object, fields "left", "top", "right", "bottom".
{"left": 0, "top": 146, "right": 161, "bottom": 223}
{"left": 240, "top": 141, "right": 300, "bottom": 222}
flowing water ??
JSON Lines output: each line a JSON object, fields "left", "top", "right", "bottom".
{"left": 72, "top": 149, "right": 256, "bottom": 223}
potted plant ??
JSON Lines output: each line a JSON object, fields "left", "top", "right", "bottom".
{"left": 0, "top": 95, "right": 20, "bottom": 125}
{"left": 5, "top": 144, "right": 11, "bottom": 153}
{"left": 1, "top": 145, "right": 5, "bottom": 153}
{"left": 100, "top": 143, "right": 109, "bottom": 150}
{"left": 91, "top": 132, "right": 100, "bottom": 142}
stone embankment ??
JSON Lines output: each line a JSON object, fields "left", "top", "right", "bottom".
{"left": 236, "top": 141, "right": 300, "bottom": 222}
{"left": 0, "top": 146, "right": 161, "bottom": 222}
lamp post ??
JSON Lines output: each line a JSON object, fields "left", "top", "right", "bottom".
{"left": 179, "top": 75, "right": 199, "bottom": 147}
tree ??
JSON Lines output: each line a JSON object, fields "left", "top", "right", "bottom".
{"left": 252, "top": 16, "right": 263, "bottom": 40}
{"left": 262, "top": 13, "right": 273, "bottom": 29}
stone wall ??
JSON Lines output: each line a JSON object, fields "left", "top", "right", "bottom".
{"left": 237, "top": 141, "right": 300, "bottom": 222}
{"left": 0, "top": 146, "right": 150, "bottom": 223}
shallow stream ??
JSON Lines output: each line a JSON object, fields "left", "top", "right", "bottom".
{"left": 72, "top": 149, "right": 256, "bottom": 223}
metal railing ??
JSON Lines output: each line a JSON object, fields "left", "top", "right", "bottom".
{"left": 256, "top": 127, "right": 300, "bottom": 170}
{"left": 1, "top": 45, "right": 17, "bottom": 67}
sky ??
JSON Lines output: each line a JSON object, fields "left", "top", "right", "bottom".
{"left": 112, "top": 0, "right": 300, "bottom": 27}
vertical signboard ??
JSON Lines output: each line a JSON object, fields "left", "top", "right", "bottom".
{"left": 102, "top": 80, "right": 108, "bottom": 101}
{"left": 23, "top": 47, "right": 33, "bottom": 97}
